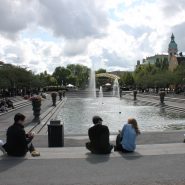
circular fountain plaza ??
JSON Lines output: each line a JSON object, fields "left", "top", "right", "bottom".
{"left": 57, "top": 95, "right": 185, "bottom": 135}
{"left": 56, "top": 71, "right": 185, "bottom": 135}
{"left": 55, "top": 76, "right": 185, "bottom": 136}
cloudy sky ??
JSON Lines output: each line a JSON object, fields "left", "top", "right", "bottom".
{"left": 0, "top": 0, "right": 185, "bottom": 73}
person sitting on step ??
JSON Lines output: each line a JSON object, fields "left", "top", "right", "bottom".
{"left": 1, "top": 113, "right": 40, "bottom": 157}
{"left": 86, "top": 116, "right": 113, "bottom": 154}
{"left": 5, "top": 98, "right": 15, "bottom": 109}
{"left": 0, "top": 99, "right": 8, "bottom": 112}
{"left": 114, "top": 118, "right": 140, "bottom": 153}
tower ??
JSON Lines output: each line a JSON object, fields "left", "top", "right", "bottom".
{"left": 168, "top": 33, "right": 178, "bottom": 71}
{"left": 168, "top": 33, "right": 178, "bottom": 56}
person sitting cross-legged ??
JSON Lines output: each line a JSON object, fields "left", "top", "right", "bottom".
{"left": 114, "top": 118, "right": 140, "bottom": 153}
{"left": 2, "top": 113, "right": 40, "bottom": 157}
{"left": 86, "top": 116, "right": 113, "bottom": 154}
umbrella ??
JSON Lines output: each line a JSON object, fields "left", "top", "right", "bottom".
{"left": 105, "top": 83, "right": 111, "bottom": 86}
{"left": 66, "top": 84, "right": 74, "bottom": 87}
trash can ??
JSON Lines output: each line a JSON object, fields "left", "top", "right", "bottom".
{"left": 48, "top": 120, "right": 64, "bottom": 147}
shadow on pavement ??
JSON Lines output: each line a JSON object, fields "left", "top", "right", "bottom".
{"left": 0, "top": 155, "right": 26, "bottom": 173}
{"left": 119, "top": 152, "right": 143, "bottom": 160}
{"left": 85, "top": 152, "right": 110, "bottom": 164}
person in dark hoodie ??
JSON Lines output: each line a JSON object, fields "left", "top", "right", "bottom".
{"left": 86, "top": 116, "right": 113, "bottom": 154}
{"left": 2, "top": 113, "right": 40, "bottom": 157}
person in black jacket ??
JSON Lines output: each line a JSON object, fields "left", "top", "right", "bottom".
{"left": 2, "top": 113, "right": 40, "bottom": 157}
{"left": 86, "top": 116, "right": 113, "bottom": 154}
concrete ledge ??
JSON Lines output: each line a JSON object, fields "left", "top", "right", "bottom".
{"left": 1, "top": 143, "right": 185, "bottom": 160}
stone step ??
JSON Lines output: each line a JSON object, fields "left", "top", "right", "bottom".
{"left": 1, "top": 143, "right": 185, "bottom": 160}
{"left": 25, "top": 98, "right": 66, "bottom": 134}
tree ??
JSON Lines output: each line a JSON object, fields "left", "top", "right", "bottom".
{"left": 134, "top": 63, "right": 178, "bottom": 89}
{"left": 155, "top": 58, "right": 161, "bottom": 68}
{"left": 0, "top": 64, "right": 33, "bottom": 89}
{"left": 67, "top": 64, "right": 89, "bottom": 88}
{"left": 161, "top": 58, "right": 169, "bottom": 70}
{"left": 120, "top": 72, "right": 135, "bottom": 87}
{"left": 67, "top": 75, "right": 76, "bottom": 85}
{"left": 96, "top": 68, "right": 106, "bottom": 74}
{"left": 39, "top": 71, "right": 56, "bottom": 87}
{"left": 174, "top": 64, "right": 185, "bottom": 84}
{"left": 53, "top": 67, "right": 71, "bottom": 85}
{"left": 155, "top": 57, "right": 169, "bottom": 70}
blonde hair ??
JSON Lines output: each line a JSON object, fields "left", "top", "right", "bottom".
{"left": 128, "top": 118, "right": 140, "bottom": 135}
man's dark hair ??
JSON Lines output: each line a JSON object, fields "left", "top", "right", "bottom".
{"left": 14, "top": 113, "right": 26, "bottom": 123}
{"left": 92, "top": 116, "right": 103, "bottom": 124}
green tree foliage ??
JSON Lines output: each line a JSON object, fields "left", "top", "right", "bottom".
{"left": 120, "top": 72, "right": 135, "bottom": 87}
{"left": 0, "top": 64, "right": 33, "bottom": 88}
{"left": 0, "top": 63, "right": 90, "bottom": 89}
{"left": 173, "top": 64, "right": 185, "bottom": 84}
{"left": 66, "top": 64, "right": 89, "bottom": 88}
{"left": 53, "top": 67, "right": 71, "bottom": 85}
{"left": 155, "top": 58, "right": 169, "bottom": 70}
{"left": 134, "top": 62, "right": 184, "bottom": 88}
{"left": 96, "top": 68, "right": 106, "bottom": 74}
{"left": 51, "top": 64, "right": 90, "bottom": 88}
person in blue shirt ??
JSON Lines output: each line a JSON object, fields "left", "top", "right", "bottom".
{"left": 114, "top": 118, "right": 140, "bottom": 153}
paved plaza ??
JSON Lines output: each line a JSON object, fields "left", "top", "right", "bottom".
{"left": 1, "top": 147, "right": 185, "bottom": 185}
{"left": 0, "top": 94, "right": 185, "bottom": 185}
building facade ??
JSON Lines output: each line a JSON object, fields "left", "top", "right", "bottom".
{"left": 137, "top": 34, "right": 185, "bottom": 70}
{"left": 143, "top": 54, "right": 168, "bottom": 65}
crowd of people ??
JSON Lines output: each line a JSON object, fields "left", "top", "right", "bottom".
{"left": 0, "top": 98, "right": 14, "bottom": 112}
{"left": 0, "top": 113, "right": 140, "bottom": 157}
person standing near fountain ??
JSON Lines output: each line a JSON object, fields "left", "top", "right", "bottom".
{"left": 86, "top": 116, "right": 113, "bottom": 154}
{"left": 114, "top": 118, "right": 140, "bottom": 153}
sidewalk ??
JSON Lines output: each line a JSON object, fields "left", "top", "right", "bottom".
{"left": 1, "top": 130, "right": 185, "bottom": 185}
{"left": 1, "top": 143, "right": 185, "bottom": 160}
{"left": 1, "top": 143, "right": 185, "bottom": 185}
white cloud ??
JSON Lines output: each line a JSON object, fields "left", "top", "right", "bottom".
{"left": 0, "top": 0, "right": 185, "bottom": 73}
{"left": 0, "top": 0, "right": 36, "bottom": 38}
{"left": 37, "top": 0, "right": 108, "bottom": 39}
{"left": 63, "top": 38, "right": 90, "bottom": 56}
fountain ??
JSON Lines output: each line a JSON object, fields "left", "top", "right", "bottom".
{"left": 113, "top": 78, "right": 120, "bottom": 97}
{"left": 99, "top": 86, "right": 104, "bottom": 105}
{"left": 89, "top": 69, "right": 96, "bottom": 98}
{"left": 99, "top": 86, "right": 103, "bottom": 98}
